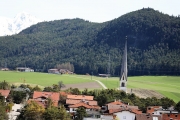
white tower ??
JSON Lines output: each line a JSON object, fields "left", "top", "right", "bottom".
{"left": 120, "top": 37, "right": 128, "bottom": 93}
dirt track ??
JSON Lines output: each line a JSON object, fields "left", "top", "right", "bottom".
{"left": 61, "top": 82, "right": 102, "bottom": 90}
{"left": 127, "top": 88, "right": 164, "bottom": 99}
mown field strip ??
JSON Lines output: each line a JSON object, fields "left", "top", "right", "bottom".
{"left": 0, "top": 71, "right": 93, "bottom": 87}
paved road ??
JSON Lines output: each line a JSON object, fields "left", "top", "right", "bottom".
{"left": 8, "top": 104, "right": 24, "bottom": 120}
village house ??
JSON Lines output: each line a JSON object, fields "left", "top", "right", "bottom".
{"left": 29, "top": 91, "right": 60, "bottom": 108}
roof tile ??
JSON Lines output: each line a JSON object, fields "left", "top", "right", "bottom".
{"left": 0, "top": 89, "right": 10, "bottom": 97}
{"left": 67, "top": 95, "right": 93, "bottom": 100}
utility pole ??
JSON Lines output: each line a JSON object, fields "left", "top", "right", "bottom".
{"left": 91, "top": 72, "right": 93, "bottom": 80}
{"left": 107, "top": 54, "right": 111, "bottom": 77}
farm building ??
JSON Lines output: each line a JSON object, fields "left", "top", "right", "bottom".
{"left": 16, "top": 67, "right": 34, "bottom": 72}
{"left": 60, "top": 69, "right": 73, "bottom": 74}
{"left": 0, "top": 67, "right": 9, "bottom": 71}
{"left": 48, "top": 69, "right": 60, "bottom": 74}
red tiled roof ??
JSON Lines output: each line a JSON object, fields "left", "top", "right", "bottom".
{"left": 66, "top": 99, "right": 97, "bottom": 106}
{"left": 27, "top": 99, "right": 46, "bottom": 108}
{"left": 28, "top": 99, "right": 59, "bottom": 107}
{"left": 33, "top": 91, "right": 59, "bottom": 101}
{"left": 106, "top": 100, "right": 126, "bottom": 105}
{"left": 107, "top": 104, "right": 138, "bottom": 110}
{"left": 68, "top": 102, "right": 100, "bottom": 109}
{"left": 67, "top": 95, "right": 93, "bottom": 100}
{"left": 109, "top": 107, "right": 142, "bottom": 114}
{"left": 59, "top": 91, "right": 68, "bottom": 96}
{"left": 0, "top": 89, "right": 10, "bottom": 97}
{"left": 135, "top": 114, "right": 161, "bottom": 120}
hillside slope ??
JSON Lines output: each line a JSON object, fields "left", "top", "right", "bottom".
{"left": 0, "top": 8, "right": 180, "bottom": 75}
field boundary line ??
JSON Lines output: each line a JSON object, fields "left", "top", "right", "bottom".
{"left": 63, "top": 75, "right": 107, "bottom": 89}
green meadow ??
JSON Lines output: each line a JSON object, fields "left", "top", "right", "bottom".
{"left": 0, "top": 71, "right": 180, "bottom": 102}
{"left": 0, "top": 71, "right": 92, "bottom": 87}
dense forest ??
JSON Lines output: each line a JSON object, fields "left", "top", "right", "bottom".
{"left": 0, "top": 8, "right": 180, "bottom": 76}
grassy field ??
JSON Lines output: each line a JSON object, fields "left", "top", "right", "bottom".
{"left": 0, "top": 71, "right": 180, "bottom": 102}
{"left": 0, "top": 71, "right": 93, "bottom": 87}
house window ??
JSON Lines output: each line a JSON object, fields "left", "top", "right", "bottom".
{"left": 175, "top": 115, "right": 178, "bottom": 117}
{"left": 148, "top": 107, "right": 151, "bottom": 110}
{"left": 123, "top": 116, "right": 126, "bottom": 119}
{"left": 168, "top": 114, "right": 170, "bottom": 117}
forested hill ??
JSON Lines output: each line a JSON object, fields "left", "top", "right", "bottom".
{"left": 0, "top": 8, "right": 180, "bottom": 76}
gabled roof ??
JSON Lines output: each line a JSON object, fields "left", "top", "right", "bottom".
{"left": 135, "top": 114, "right": 161, "bottom": 120}
{"left": 0, "top": 89, "right": 10, "bottom": 97}
{"left": 68, "top": 102, "right": 100, "bottom": 109}
{"left": 33, "top": 91, "right": 59, "bottom": 101}
{"left": 107, "top": 104, "right": 138, "bottom": 110}
{"left": 147, "top": 106, "right": 162, "bottom": 114}
{"left": 109, "top": 107, "right": 142, "bottom": 114}
{"left": 67, "top": 95, "right": 93, "bottom": 100}
{"left": 66, "top": 99, "right": 97, "bottom": 105}
{"left": 28, "top": 99, "right": 59, "bottom": 107}
{"left": 27, "top": 99, "right": 46, "bottom": 108}
{"left": 106, "top": 100, "right": 126, "bottom": 105}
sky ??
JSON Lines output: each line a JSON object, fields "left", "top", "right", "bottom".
{"left": 0, "top": 0, "right": 180, "bottom": 23}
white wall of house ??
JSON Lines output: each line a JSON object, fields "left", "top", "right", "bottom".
{"left": 114, "top": 111, "right": 135, "bottom": 120}
{"left": 83, "top": 118, "right": 105, "bottom": 120}
{"left": 69, "top": 108, "right": 77, "bottom": 112}
{"left": 100, "top": 115, "right": 113, "bottom": 120}
{"left": 152, "top": 110, "right": 178, "bottom": 115}
{"left": 69, "top": 108, "right": 91, "bottom": 113}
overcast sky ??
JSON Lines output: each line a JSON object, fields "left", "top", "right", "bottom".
{"left": 1, "top": 0, "right": 180, "bottom": 23}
